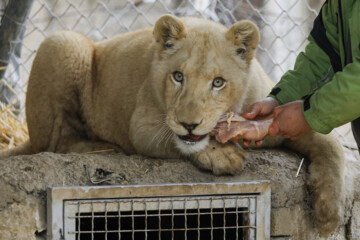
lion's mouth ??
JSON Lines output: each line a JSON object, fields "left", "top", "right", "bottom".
{"left": 178, "top": 134, "right": 207, "bottom": 145}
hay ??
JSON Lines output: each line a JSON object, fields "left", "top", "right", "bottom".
{"left": 0, "top": 102, "right": 28, "bottom": 151}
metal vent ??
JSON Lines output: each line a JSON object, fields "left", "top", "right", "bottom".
{"left": 47, "top": 181, "right": 270, "bottom": 240}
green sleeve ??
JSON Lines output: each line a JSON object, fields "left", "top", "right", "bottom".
{"left": 268, "top": 0, "right": 352, "bottom": 134}
{"left": 268, "top": 0, "right": 339, "bottom": 105}
{"left": 303, "top": 54, "right": 360, "bottom": 134}
{"left": 302, "top": 0, "right": 360, "bottom": 133}
{"left": 268, "top": 35, "right": 334, "bottom": 105}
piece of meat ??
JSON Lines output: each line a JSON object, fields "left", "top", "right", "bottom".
{"left": 211, "top": 112, "right": 273, "bottom": 144}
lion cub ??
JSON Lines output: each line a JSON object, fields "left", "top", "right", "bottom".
{"left": 1, "top": 15, "right": 345, "bottom": 237}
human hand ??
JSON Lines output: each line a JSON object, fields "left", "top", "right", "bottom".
{"left": 241, "top": 97, "right": 279, "bottom": 146}
{"left": 268, "top": 100, "right": 312, "bottom": 140}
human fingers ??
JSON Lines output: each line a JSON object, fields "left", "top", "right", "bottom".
{"left": 242, "top": 139, "right": 263, "bottom": 147}
{"left": 289, "top": 135, "right": 301, "bottom": 141}
{"left": 243, "top": 139, "right": 251, "bottom": 147}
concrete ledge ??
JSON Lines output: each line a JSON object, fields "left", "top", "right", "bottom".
{"left": 0, "top": 148, "right": 358, "bottom": 239}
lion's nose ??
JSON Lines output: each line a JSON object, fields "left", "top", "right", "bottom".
{"left": 180, "top": 122, "right": 199, "bottom": 133}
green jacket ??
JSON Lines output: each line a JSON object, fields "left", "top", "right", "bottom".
{"left": 268, "top": 0, "right": 360, "bottom": 134}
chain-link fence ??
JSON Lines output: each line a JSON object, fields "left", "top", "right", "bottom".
{"left": 0, "top": 0, "right": 357, "bottom": 150}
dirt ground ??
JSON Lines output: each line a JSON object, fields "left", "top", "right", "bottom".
{"left": 0, "top": 146, "right": 359, "bottom": 240}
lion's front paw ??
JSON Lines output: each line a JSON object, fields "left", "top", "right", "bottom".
{"left": 191, "top": 141, "right": 246, "bottom": 175}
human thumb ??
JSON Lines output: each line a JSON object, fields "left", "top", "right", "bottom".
{"left": 268, "top": 121, "right": 279, "bottom": 137}
{"left": 242, "top": 104, "right": 260, "bottom": 120}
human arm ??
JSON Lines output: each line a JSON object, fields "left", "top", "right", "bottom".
{"left": 302, "top": 55, "right": 360, "bottom": 134}
{"left": 266, "top": 57, "right": 360, "bottom": 137}
{"left": 270, "top": 0, "right": 360, "bottom": 134}
{"left": 244, "top": 1, "right": 360, "bottom": 140}
{"left": 268, "top": 0, "right": 339, "bottom": 105}
{"left": 241, "top": 2, "right": 337, "bottom": 141}
{"left": 254, "top": 58, "right": 360, "bottom": 139}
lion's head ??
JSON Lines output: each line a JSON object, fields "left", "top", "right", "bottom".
{"left": 151, "top": 15, "right": 260, "bottom": 154}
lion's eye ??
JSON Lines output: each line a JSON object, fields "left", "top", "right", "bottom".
{"left": 212, "top": 77, "right": 225, "bottom": 88}
{"left": 172, "top": 71, "right": 184, "bottom": 83}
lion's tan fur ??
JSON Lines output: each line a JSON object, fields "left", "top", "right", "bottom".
{"left": 0, "top": 15, "right": 345, "bottom": 237}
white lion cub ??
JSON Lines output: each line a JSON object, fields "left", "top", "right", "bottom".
{"left": 0, "top": 15, "right": 345, "bottom": 237}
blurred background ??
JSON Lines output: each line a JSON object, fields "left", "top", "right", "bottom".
{"left": 0, "top": 0, "right": 356, "bottom": 154}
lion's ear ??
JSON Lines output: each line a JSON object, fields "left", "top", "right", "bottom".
{"left": 225, "top": 20, "right": 260, "bottom": 63}
{"left": 153, "top": 15, "right": 187, "bottom": 49}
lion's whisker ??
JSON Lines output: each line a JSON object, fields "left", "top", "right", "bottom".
{"left": 148, "top": 125, "right": 166, "bottom": 150}
{"left": 147, "top": 121, "right": 170, "bottom": 151}
{"left": 156, "top": 126, "right": 171, "bottom": 149}
{"left": 163, "top": 129, "right": 174, "bottom": 150}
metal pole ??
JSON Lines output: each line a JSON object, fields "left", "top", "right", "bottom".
{"left": 0, "top": 0, "right": 34, "bottom": 103}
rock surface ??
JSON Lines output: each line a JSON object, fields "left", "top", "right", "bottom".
{"left": 0, "top": 147, "right": 359, "bottom": 240}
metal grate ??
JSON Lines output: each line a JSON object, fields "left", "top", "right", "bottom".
{"left": 69, "top": 196, "right": 256, "bottom": 239}
{"left": 47, "top": 181, "right": 271, "bottom": 240}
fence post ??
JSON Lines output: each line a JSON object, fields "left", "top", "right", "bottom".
{"left": 0, "top": 0, "right": 34, "bottom": 103}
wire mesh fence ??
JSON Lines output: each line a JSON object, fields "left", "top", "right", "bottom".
{"left": 0, "top": 0, "right": 357, "bottom": 149}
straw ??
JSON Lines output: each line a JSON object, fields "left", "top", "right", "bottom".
{"left": 0, "top": 101, "right": 28, "bottom": 151}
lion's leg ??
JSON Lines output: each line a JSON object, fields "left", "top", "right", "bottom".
{"left": 191, "top": 140, "right": 247, "bottom": 175}
{"left": 57, "top": 139, "right": 122, "bottom": 154}
{"left": 26, "top": 31, "right": 95, "bottom": 153}
{"left": 284, "top": 131, "right": 345, "bottom": 237}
